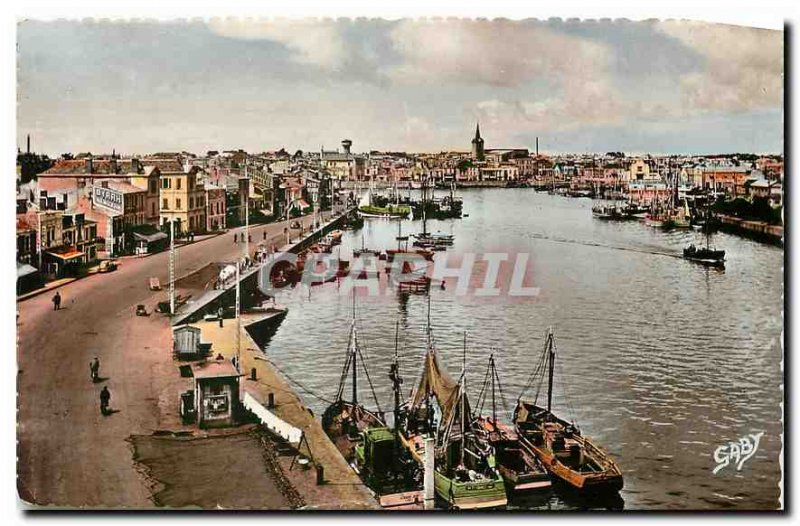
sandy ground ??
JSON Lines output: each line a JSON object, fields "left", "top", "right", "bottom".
{"left": 129, "top": 428, "right": 293, "bottom": 510}
{"left": 194, "top": 319, "right": 379, "bottom": 510}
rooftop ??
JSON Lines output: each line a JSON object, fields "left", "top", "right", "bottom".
{"left": 191, "top": 358, "right": 241, "bottom": 380}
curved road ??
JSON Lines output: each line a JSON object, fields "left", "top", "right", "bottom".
{"left": 17, "top": 212, "right": 326, "bottom": 507}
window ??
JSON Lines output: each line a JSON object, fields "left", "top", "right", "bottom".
{"left": 177, "top": 178, "right": 182, "bottom": 190}
{"left": 150, "top": 180, "right": 157, "bottom": 193}
{"left": 189, "top": 197, "right": 193, "bottom": 209}
{"left": 163, "top": 198, "right": 168, "bottom": 210}
{"left": 151, "top": 203, "right": 156, "bottom": 216}
{"left": 162, "top": 178, "right": 170, "bottom": 189}
{"left": 176, "top": 198, "right": 182, "bottom": 209}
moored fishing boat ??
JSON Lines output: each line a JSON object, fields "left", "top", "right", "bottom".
{"left": 514, "top": 330, "right": 623, "bottom": 494}
{"left": 322, "top": 295, "right": 385, "bottom": 463}
{"left": 473, "top": 354, "right": 551, "bottom": 495}
{"left": 322, "top": 299, "right": 423, "bottom": 509}
{"left": 398, "top": 312, "right": 507, "bottom": 510}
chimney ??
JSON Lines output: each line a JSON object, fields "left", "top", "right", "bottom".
{"left": 85, "top": 155, "right": 94, "bottom": 174}
{"left": 131, "top": 158, "right": 141, "bottom": 173}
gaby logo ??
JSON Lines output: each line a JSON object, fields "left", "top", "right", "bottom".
{"left": 712, "top": 432, "right": 764, "bottom": 475}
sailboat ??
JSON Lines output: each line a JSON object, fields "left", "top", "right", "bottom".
{"left": 683, "top": 206, "right": 726, "bottom": 267}
{"left": 397, "top": 301, "right": 507, "bottom": 510}
{"left": 386, "top": 219, "right": 434, "bottom": 262}
{"left": 358, "top": 183, "right": 411, "bottom": 219}
{"left": 322, "top": 294, "right": 385, "bottom": 463}
{"left": 473, "top": 354, "right": 552, "bottom": 495}
{"left": 323, "top": 298, "right": 423, "bottom": 509}
{"left": 513, "top": 329, "right": 623, "bottom": 494}
{"left": 413, "top": 175, "right": 455, "bottom": 250}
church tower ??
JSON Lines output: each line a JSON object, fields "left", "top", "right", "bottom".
{"left": 471, "top": 121, "right": 485, "bottom": 161}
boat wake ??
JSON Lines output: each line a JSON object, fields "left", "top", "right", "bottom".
{"left": 527, "top": 232, "right": 683, "bottom": 259}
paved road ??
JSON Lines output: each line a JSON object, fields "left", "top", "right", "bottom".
{"left": 16, "top": 212, "right": 328, "bottom": 508}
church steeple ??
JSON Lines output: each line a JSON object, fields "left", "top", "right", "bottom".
{"left": 471, "top": 120, "right": 485, "bottom": 161}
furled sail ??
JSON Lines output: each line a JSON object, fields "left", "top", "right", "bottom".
{"left": 410, "top": 349, "right": 469, "bottom": 431}
{"left": 359, "top": 191, "right": 371, "bottom": 208}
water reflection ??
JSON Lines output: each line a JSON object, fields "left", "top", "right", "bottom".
{"left": 264, "top": 189, "right": 782, "bottom": 510}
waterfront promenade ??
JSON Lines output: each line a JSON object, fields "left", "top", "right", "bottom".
{"left": 16, "top": 212, "right": 334, "bottom": 508}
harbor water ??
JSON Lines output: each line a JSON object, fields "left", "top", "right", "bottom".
{"left": 263, "top": 188, "right": 783, "bottom": 510}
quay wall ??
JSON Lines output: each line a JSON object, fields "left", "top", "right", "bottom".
{"left": 717, "top": 214, "right": 784, "bottom": 246}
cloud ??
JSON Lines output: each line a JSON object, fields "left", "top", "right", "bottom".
{"left": 656, "top": 21, "right": 783, "bottom": 113}
{"left": 207, "top": 19, "right": 347, "bottom": 71}
{"left": 384, "top": 19, "right": 612, "bottom": 88}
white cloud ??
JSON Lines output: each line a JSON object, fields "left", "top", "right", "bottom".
{"left": 207, "top": 19, "right": 347, "bottom": 71}
{"left": 656, "top": 21, "right": 783, "bottom": 113}
{"left": 385, "top": 19, "right": 612, "bottom": 88}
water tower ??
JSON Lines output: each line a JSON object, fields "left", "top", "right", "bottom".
{"left": 341, "top": 139, "right": 352, "bottom": 155}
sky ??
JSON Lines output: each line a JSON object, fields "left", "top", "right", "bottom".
{"left": 16, "top": 19, "right": 784, "bottom": 156}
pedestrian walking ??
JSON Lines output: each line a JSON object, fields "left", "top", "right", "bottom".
{"left": 233, "top": 233, "right": 238, "bottom": 244}
{"left": 248, "top": 234, "right": 252, "bottom": 243}
{"left": 100, "top": 386, "right": 111, "bottom": 416}
{"left": 263, "top": 231, "right": 266, "bottom": 241}
{"left": 52, "top": 291, "right": 61, "bottom": 311}
{"left": 90, "top": 357, "right": 100, "bottom": 383}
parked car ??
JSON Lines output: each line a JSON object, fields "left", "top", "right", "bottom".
{"left": 290, "top": 220, "right": 302, "bottom": 229}
{"left": 99, "top": 260, "right": 118, "bottom": 273}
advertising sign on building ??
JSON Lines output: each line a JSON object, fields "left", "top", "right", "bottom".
{"left": 93, "top": 185, "right": 123, "bottom": 215}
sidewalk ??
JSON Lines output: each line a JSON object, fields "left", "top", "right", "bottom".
{"left": 17, "top": 275, "right": 83, "bottom": 302}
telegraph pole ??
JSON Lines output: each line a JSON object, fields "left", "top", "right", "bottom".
{"left": 235, "top": 260, "right": 241, "bottom": 372}
{"left": 169, "top": 218, "right": 175, "bottom": 315}
{"left": 244, "top": 163, "right": 250, "bottom": 259}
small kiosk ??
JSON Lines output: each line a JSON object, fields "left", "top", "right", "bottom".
{"left": 191, "top": 358, "right": 242, "bottom": 428}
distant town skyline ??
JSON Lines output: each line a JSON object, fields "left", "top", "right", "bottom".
{"left": 17, "top": 19, "right": 783, "bottom": 156}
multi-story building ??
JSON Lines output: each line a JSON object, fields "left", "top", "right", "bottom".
{"left": 16, "top": 213, "right": 38, "bottom": 265}
{"left": 322, "top": 140, "right": 366, "bottom": 181}
{"left": 152, "top": 159, "right": 206, "bottom": 234}
{"left": 129, "top": 163, "right": 161, "bottom": 226}
{"left": 205, "top": 183, "right": 227, "bottom": 232}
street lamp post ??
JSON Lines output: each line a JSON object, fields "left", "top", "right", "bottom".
{"left": 169, "top": 217, "right": 175, "bottom": 315}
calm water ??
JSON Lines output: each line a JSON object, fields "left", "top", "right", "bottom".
{"left": 263, "top": 189, "right": 783, "bottom": 510}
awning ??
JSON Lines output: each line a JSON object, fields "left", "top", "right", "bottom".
{"left": 134, "top": 231, "right": 169, "bottom": 243}
{"left": 47, "top": 250, "right": 85, "bottom": 261}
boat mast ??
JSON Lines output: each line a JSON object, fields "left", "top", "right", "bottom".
{"left": 461, "top": 332, "right": 467, "bottom": 461}
{"left": 490, "top": 353, "right": 496, "bottom": 425}
{"left": 390, "top": 320, "right": 403, "bottom": 478}
{"left": 351, "top": 291, "right": 358, "bottom": 405}
{"left": 546, "top": 330, "right": 555, "bottom": 414}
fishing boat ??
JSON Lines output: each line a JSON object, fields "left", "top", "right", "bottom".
{"left": 622, "top": 202, "right": 649, "bottom": 220}
{"left": 514, "top": 330, "right": 623, "bottom": 494}
{"left": 398, "top": 307, "right": 507, "bottom": 510}
{"left": 473, "top": 354, "right": 551, "bottom": 495}
{"left": 358, "top": 188, "right": 411, "bottom": 219}
{"left": 353, "top": 233, "right": 381, "bottom": 258}
{"left": 322, "top": 300, "right": 423, "bottom": 509}
{"left": 591, "top": 204, "right": 624, "bottom": 220}
{"left": 328, "top": 229, "right": 343, "bottom": 245}
{"left": 683, "top": 208, "right": 725, "bottom": 267}
{"left": 386, "top": 220, "right": 434, "bottom": 262}
{"left": 322, "top": 295, "right": 385, "bottom": 464}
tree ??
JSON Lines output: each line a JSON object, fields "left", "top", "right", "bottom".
{"left": 17, "top": 152, "right": 53, "bottom": 184}
{"left": 457, "top": 159, "right": 474, "bottom": 174}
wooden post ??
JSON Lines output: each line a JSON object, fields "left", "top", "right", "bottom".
{"left": 423, "top": 436, "right": 435, "bottom": 510}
